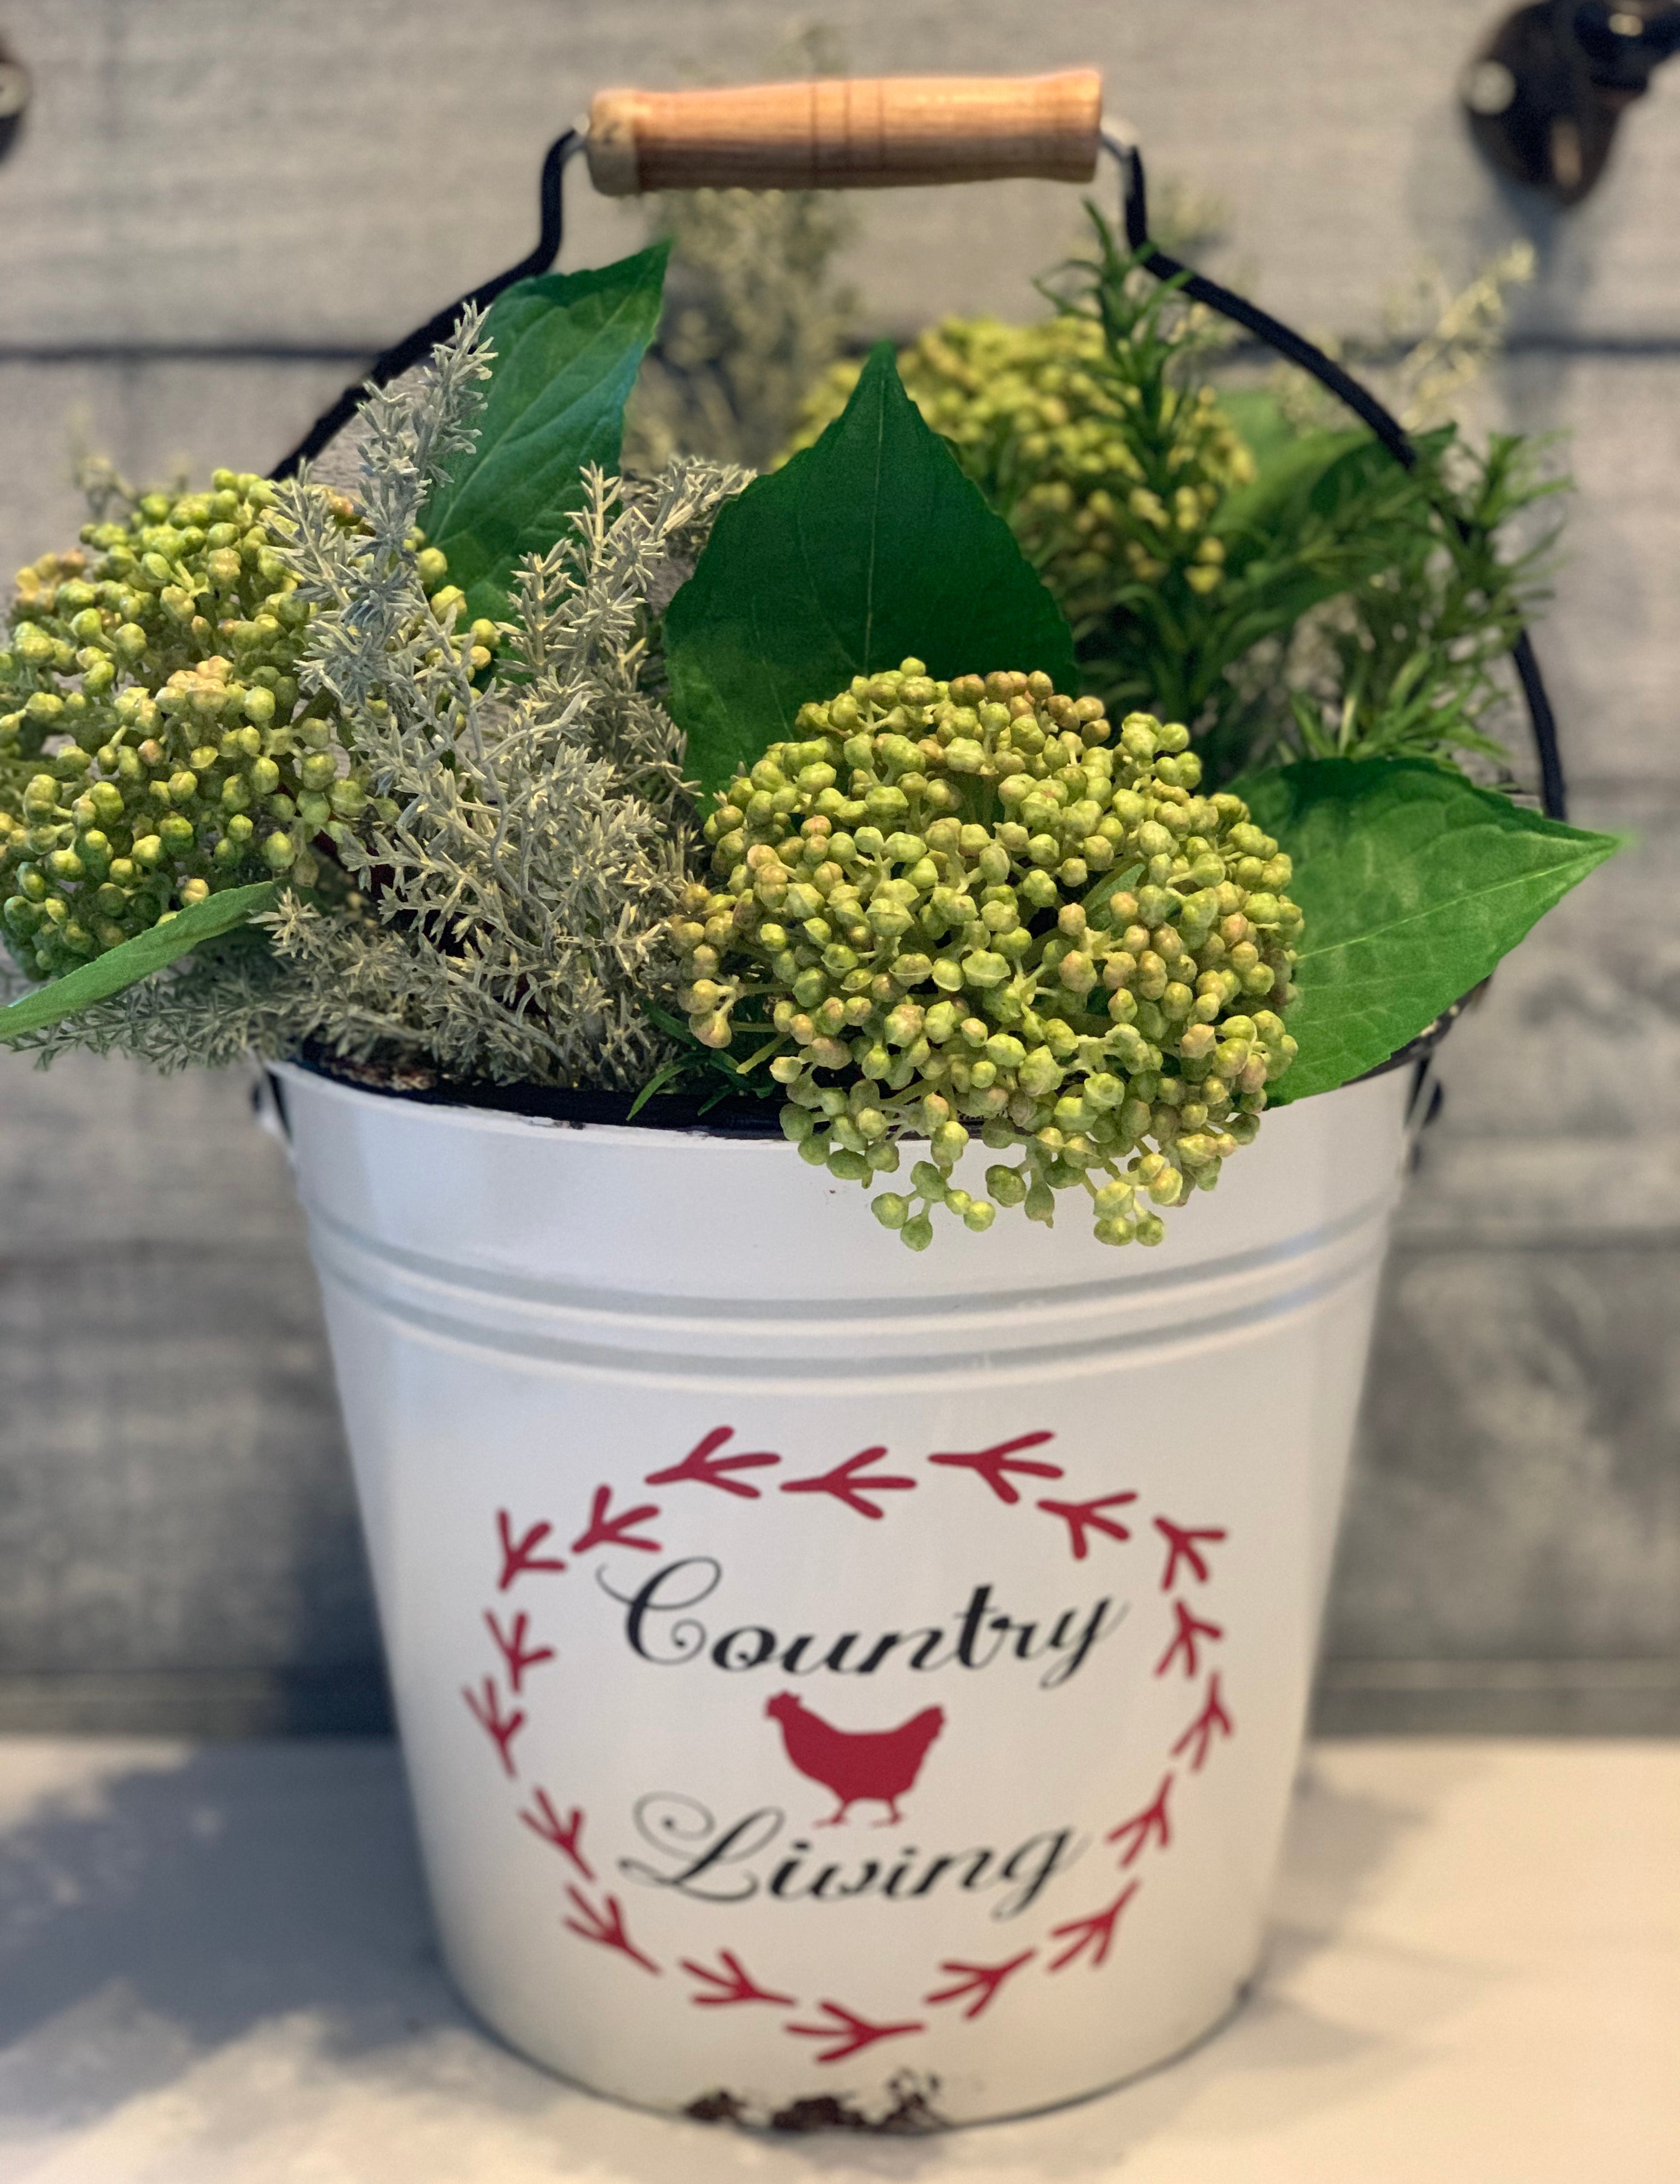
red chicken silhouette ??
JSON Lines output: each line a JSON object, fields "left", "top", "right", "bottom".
{"left": 765, "top": 1693, "right": 944, "bottom": 1826}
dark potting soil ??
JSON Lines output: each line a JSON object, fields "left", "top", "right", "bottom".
{"left": 289, "top": 1041, "right": 787, "bottom": 1138}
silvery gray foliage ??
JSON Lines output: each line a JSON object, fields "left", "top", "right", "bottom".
{"left": 19, "top": 316, "right": 747, "bottom": 1085}
{"left": 8, "top": 932, "right": 302, "bottom": 1070}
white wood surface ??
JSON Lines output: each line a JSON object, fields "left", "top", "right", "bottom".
{"left": 0, "top": 1738, "right": 1674, "bottom": 2180}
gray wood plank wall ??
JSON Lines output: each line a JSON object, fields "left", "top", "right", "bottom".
{"left": 1, "top": 0, "right": 1675, "bottom": 1732}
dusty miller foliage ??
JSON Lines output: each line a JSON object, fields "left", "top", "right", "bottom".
{"left": 20, "top": 319, "right": 745, "bottom": 1086}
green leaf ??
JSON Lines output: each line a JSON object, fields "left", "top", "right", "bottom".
{"left": 1215, "top": 423, "right": 1454, "bottom": 548}
{"left": 418, "top": 244, "right": 669, "bottom": 623}
{"left": 1213, "top": 426, "right": 1366, "bottom": 543}
{"left": 1239, "top": 759, "right": 1619, "bottom": 1104}
{"left": 1302, "top": 427, "right": 1454, "bottom": 525}
{"left": 0, "top": 881, "right": 281, "bottom": 1042}
{"left": 664, "top": 343, "right": 1079, "bottom": 800}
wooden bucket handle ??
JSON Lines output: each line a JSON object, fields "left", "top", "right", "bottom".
{"left": 586, "top": 71, "right": 1102, "bottom": 196}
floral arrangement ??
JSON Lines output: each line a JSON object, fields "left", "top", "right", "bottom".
{"left": 0, "top": 231, "right": 1616, "bottom": 1251}
{"left": 678, "top": 671, "right": 1297, "bottom": 1248}
{"left": 792, "top": 217, "right": 1558, "bottom": 788}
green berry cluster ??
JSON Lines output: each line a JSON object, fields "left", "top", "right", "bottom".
{"left": 793, "top": 317, "right": 1256, "bottom": 624}
{"left": 677, "top": 661, "right": 1301, "bottom": 1250}
{"left": 0, "top": 473, "right": 496, "bottom": 979}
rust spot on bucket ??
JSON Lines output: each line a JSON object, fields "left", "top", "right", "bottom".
{"left": 687, "top": 2073, "right": 945, "bottom": 2134}
{"left": 685, "top": 2089, "right": 750, "bottom": 2123}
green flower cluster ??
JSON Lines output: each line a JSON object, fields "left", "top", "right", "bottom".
{"left": 0, "top": 472, "right": 494, "bottom": 979}
{"left": 677, "top": 662, "right": 1300, "bottom": 1250}
{"left": 793, "top": 317, "right": 1256, "bottom": 625}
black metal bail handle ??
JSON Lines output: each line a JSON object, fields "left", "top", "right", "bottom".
{"left": 269, "top": 119, "right": 1568, "bottom": 824}
{"left": 270, "top": 128, "right": 584, "bottom": 482}
{"left": 1104, "top": 132, "right": 1568, "bottom": 821}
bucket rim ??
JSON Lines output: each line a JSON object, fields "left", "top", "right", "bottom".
{"left": 271, "top": 986, "right": 1472, "bottom": 1145}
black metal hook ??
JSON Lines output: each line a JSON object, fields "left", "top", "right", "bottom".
{"left": 1572, "top": 0, "right": 1680, "bottom": 83}
{"left": 0, "top": 34, "right": 29, "bottom": 167}
{"left": 1463, "top": 1, "right": 1680, "bottom": 202}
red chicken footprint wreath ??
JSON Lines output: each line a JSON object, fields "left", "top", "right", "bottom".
{"left": 459, "top": 1426, "right": 1237, "bottom": 2061}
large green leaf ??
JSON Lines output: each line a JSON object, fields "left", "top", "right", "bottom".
{"left": 1213, "top": 426, "right": 1367, "bottom": 543}
{"left": 1215, "top": 423, "right": 1454, "bottom": 551}
{"left": 419, "top": 244, "right": 669, "bottom": 623}
{"left": 664, "top": 343, "right": 1079, "bottom": 799}
{"left": 0, "top": 881, "right": 280, "bottom": 1041}
{"left": 1241, "top": 759, "right": 1618, "bottom": 1103}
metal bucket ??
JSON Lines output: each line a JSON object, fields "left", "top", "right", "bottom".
{"left": 272, "top": 1059, "right": 1412, "bottom": 2128}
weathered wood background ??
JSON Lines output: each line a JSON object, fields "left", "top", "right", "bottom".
{"left": 1, "top": 0, "right": 1676, "bottom": 1733}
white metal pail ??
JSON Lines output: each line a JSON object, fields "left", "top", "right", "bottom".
{"left": 273, "top": 1061, "right": 1411, "bottom": 2129}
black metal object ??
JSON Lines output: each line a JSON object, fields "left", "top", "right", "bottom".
{"left": 1463, "top": 1, "right": 1680, "bottom": 202}
{"left": 0, "top": 36, "right": 29, "bottom": 166}
{"left": 1108, "top": 133, "right": 1569, "bottom": 825}
{"left": 270, "top": 127, "right": 583, "bottom": 481}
